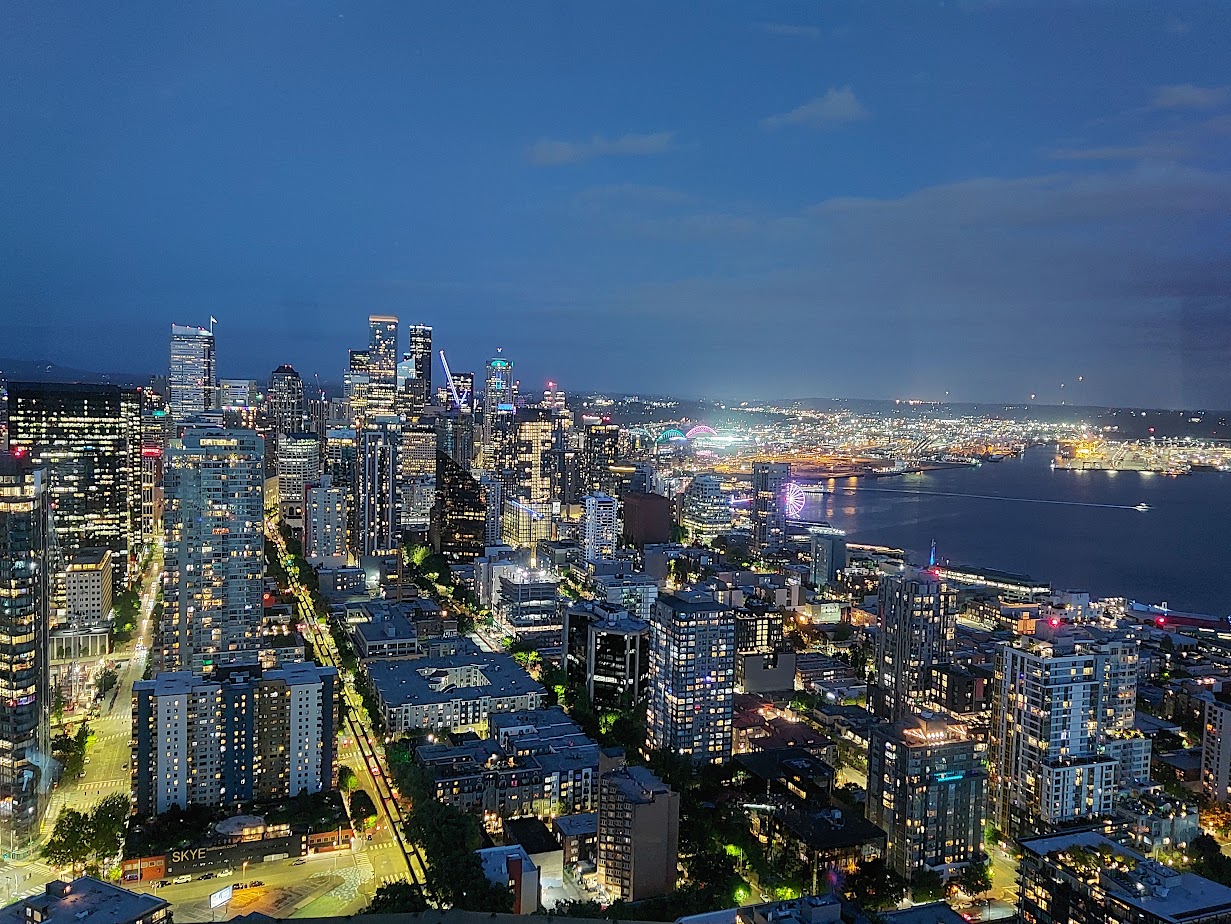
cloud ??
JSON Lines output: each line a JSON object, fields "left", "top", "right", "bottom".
{"left": 1047, "top": 142, "right": 1188, "bottom": 162}
{"left": 755, "top": 22, "right": 821, "bottom": 39}
{"left": 762, "top": 87, "right": 869, "bottom": 130}
{"left": 525, "top": 131, "right": 676, "bottom": 166}
{"left": 1150, "top": 84, "right": 1231, "bottom": 111}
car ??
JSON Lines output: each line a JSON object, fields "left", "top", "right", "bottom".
{"left": 249, "top": 880, "right": 264, "bottom": 888}
{"left": 84, "top": 757, "right": 91, "bottom": 764}
{"left": 198, "top": 872, "right": 216, "bottom": 881}
{"left": 122, "top": 763, "right": 128, "bottom": 770}
{"left": 217, "top": 869, "right": 233, "bottom": 878}
{"left": 292, "top": 858, "right": 306, "bottom": 866}
{"left": 172, "top": 875, "right": 192, "bottom": 885}
{"left": 77, "top": 772, "right": 85, "bottom": 779}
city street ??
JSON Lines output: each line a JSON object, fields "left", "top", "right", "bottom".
{"left": 266, "top": 523, "right": 428, "bottom": 897}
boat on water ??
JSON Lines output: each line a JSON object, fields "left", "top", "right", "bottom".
{"left": 1135, "top": 503, "right": 1150, "bottom": 512}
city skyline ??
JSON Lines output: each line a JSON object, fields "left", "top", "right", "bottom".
{"left": 3, "top": 3, "right": 1230, "bottom": 406}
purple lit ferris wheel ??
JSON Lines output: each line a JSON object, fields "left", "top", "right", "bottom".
{"left": 782, "top": 482, "right": 806, "bottom": 519}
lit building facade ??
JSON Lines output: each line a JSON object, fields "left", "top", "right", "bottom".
{"left": 168, "top": 323, "right": 216, "bottom": 418}
{"left": 751, "top": 462, "right": 790, "bottom": 548}
{"left": 266, "top": 364, "right": 305, "bottom": 437}
{"left": 0, "top": 453, "right": 53, "bottom": 852}
{"left": 866, "top": 712, "right": 986, "bottom": 881}
{"left": 366, "top": 315, "right": 399, "bottom": 418}
{"left": 358, "top": 417, "right": 402, "bottom": 555}
{"left": 6, "top": 381, "right": 142, "bottom": 586}
{"left": 990, "top": 624, "right": 1147, "bottom": 836}
{"left": 304, "top": 475, "right": 348, "bottom": 565}
{"left": 430, "top": 450, "right": 487, "bottom": 563}
{"left": 872, "top": 569, "right": 955, "bottom": 722}
{"left": 680, "top": 473, "right": 730, "bottom": 544}
{"left": 132, "top": 662, "right": 336, "bottom": 815}
{"left": 583, "top": 492, "right": 619, "bottom": 561}
{"left": 809, "top": 525, "right": 848, "bottom": 589}
{"left": 160, "top": 429, "right": 264, "bottom": 673}
{"left": 647, "top": 590, "right": 735, "bottom": 764}
{"left": 597, "top": 753, "right": 680, "bottom": 902}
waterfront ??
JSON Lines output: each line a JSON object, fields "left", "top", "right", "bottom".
{"left": 801, "top": 447, "right": 1231, "bottom": 615}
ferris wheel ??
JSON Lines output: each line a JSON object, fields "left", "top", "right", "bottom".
{"left": 783, "top": 482, "right": 806, "bottom": 519}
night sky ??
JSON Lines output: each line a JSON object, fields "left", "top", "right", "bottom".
{"left": 3, "top": 2, "right": 1230, "bottom": 406}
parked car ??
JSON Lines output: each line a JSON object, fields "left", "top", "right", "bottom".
{"left": 292, "top": 858, "right": 306, "bottom": 866}
{"left": 198, "top": 872, "right": 216, "bottom": 881}
{"left": 249, "top": 880, "right": 264, "bottom": 888}
{"left": 172, "top": 875, "right": 191, "bottom": 884}
{"left": 217, "top": 869, "right": 233, "bottom": 878}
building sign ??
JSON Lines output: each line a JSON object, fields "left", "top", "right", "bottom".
{"left": 210, "top": 886, "right": 233, "bottom": 909}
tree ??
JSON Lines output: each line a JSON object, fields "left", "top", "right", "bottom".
{"left": 43, "top": 809, "right": 93, "bottom": 869}
{"left": 89, "top": 795, "right": 130, "bottom": 862}
{"left": 844, "top": 858, "right": 907, "bottom": 910}
{"left": 910, "top": 868, "right": 946, "bottom": 903}
{"left": 365, "top": 880, "right": 427, "bottom": 914}
{"left": 959, "top": 858, "right": 992, "bottom": 898}
{"left": 348, "top": 789, "right": 378, "bottom": 828}
{"left": 337, "top": 764, "right": 357, "bottom": 793}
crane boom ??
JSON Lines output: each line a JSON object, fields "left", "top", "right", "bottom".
{"left": 439, "top": 350, "right": 464, "bottom": 410}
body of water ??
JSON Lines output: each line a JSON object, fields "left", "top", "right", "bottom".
{"left": 798, "top": 447, "right": 1231, "bottom": 616}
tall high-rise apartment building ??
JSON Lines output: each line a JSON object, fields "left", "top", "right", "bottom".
{"left": 325, "top": 428, "right": 359, "bottom": 553}
{"left": 6, "top": 382, "right": 142, "bottom": 587}
{"left": 583, "top": 492, "right": 619, "bottom": 561}
{"left": 596, "top": 751, "right": 680, "bottom": 902}
{"left": 680, "top": 473, "right": 730, "bottom": 543}
{"left": 367, "top": 315, "right": 399, "bottom": 418}
{"left": 132, "top": 662, "right": 336, "bottom": 815}
{"left": 581, "top": 419, "right": 621, "bottom": 497}
{"left": 751, "top": 462, "right": 790, "bottom": 548}
{"left": 512, "top": 407, "right": 554, "bottom": 505}
{"left": 867, "top": 712, "right": 986, "bottom": 881}
{"left": 872, "top": 569, "right": 955, "bottom": 722}
{"left": 168, "top": 323, "right": 216, "bottom": 418}
{"left": 276, "top": 432, "right": 320, "bottom": 532}
{"left": 399, "top": 423, "right": 437, "bottom": 530}
{"left": 267, "top": 365, "right": 306, "bottom": 436}
{"left": 0, "top": 453, "right": 53, "bottom": 852}
{"left": 647, "top": 590, "right": 735, "bottom": 765}
{"left": 160, "top": 429, "right": 265, "bottom": 673}
{"left": 989, "top": 623, "right": 1148, "bottom": 837}
{"left": 345, "top": 350, "right": 370, "bottom": 429}
{"left": 1202, "top": 695, "right": 1231, "bottom": 805}
{"left": 219, "top": 379, "right": 259, "bottom": 409}
{"left": 303, "top": 475, "right": 348, "bottom": 566}
{"left": 809, "top": 525, "right": 848, "bottom": 589}
{"left": 358, "top": 417, "right": 402, "bottom": 555}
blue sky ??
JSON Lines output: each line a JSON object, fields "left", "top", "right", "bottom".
{"left": 3, "top": 1, "right": 1229, "bottom": 406}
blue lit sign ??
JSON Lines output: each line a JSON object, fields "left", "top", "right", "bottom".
{"left": 935, "top": 771, "right": 965, "bottom": 783}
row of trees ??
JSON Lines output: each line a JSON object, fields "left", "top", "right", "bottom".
{"left": 42, "top": 795, "right": 130, "bottom": 872}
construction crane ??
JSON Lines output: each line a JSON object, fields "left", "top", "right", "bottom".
{"left": 438, "top": 350, "right": 466, "bottom": 411}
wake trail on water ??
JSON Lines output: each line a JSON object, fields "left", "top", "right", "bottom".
{"left": 809, "top": 484, "right": 1145, "bottom": 512}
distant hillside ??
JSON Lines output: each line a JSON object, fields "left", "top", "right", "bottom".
{"left": 0, "top": 359, "right": 151, "bottom": 388}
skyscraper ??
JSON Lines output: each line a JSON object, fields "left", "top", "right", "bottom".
{"left": 583, "top": 492, "right": 619, "bottom": 561}
{"left": 399, "top": 423, "right": 437, "bottom": 530}
{"left": 358, "top": 417, "right": 402, "bottom": 555}
{"left": 872, "top": 569, "right": 955, "bottom": 722}
{"left": 267, "top": 364, "right": 306, "bottom": 436}
{"left": 647, "top": 590, "right": 735, "bottom": 765}
{"left": 168, "top": 323, "right": 216, "bottom": 418}
{"left": 680, "top": 473, "right": 730, "bottom": 543}
{"left": 0, "top": 452, "right": 53, "bottom": 852}
{"left": 276, "top": 432, "right": 321, "bottom": 533}
{"left": 367, "top": 315, "right": 399, "bottom": 418}
{"left": 483, "top": 354, "right": 515, "bottom": 463}
{"left": 406, "top": 323, "right": 433, "bottom": 395}
{"left": 866, "top": 712, "right": 986, "bottom": 881}
{"left": 160, "top": 429, "right": 265, "bottom": 673}
{"left": 430, "top": 450, "right": 487, "bottom": 563}
{"left": 581, "top": 419, "right": 621, "bottom": 496}
{"left": 751, "top": 462, "right": 790, "bottom": 548}
{"left": 6, "top": 382, "right": 142, "bottom": 587}
{"left": 303, "top": 475, "right": 348, "bottom": 566}
{"left": 808, "top": 525, "right": 848, "bottom": 589}
{"left": 989, "top": 623, "right": 1147, "bottom": 837}
{"left": 345, "top": 349, "right": 370, "bottom": 429}
{"left": 325, "top": 428, "right": 359, "bottom": 553}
